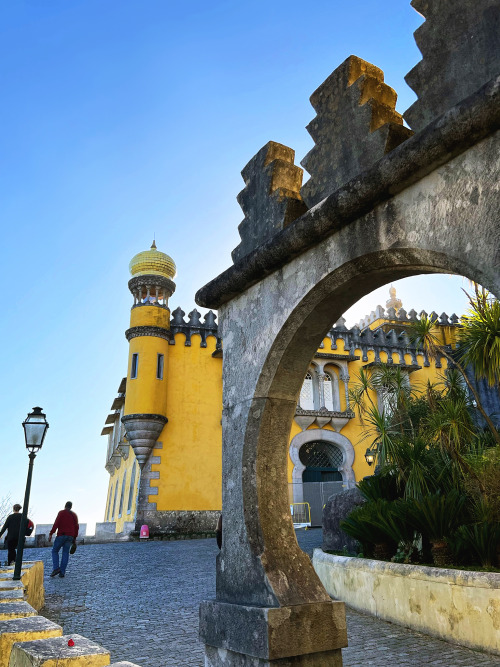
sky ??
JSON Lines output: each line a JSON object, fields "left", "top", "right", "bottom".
{"left": 0, "top": 1, "right": 475, "bottom": 532}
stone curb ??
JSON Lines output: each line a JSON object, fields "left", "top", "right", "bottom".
{"left": 0, "top": 562, "right": 143, "bottom": 667}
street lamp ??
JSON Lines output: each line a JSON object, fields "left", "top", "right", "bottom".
{"left": 13, "top": 407, "right": 49, "bottom": 580}
{"left": 364, "top": 448, "right": 376, "bottom": 467}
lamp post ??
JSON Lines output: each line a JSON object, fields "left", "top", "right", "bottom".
{"left": 13, "top": 407, "right": 49, "bottom": 580}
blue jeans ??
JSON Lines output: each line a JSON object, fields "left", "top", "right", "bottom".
{"left": 52, "top": 536, "right": 73, "bottom": 574}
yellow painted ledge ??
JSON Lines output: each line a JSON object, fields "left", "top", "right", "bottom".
{"left": 0, "top": 615, "right": 62, "bottom": 667}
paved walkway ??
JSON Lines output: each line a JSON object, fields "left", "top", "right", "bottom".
{"left": 24, "top": 530, "right": 499, "bottom": 666}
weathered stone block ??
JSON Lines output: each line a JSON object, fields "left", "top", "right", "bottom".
{"left": 8, "top": 634, "right": 109, "bottom": 667}
{"left": 301, "top": 55, "right": 412, "bottom": 208}
{"left": 137, "top": 509, "right": 220, "bottom": 535}
{"left": 322, "top": 487, "right": 365, "bottom": 554}
{"left": 232, "top": 142, "right": 307, "bottom": 263}
{"left": 200, "top": 600, "right": 347, "bottom": 661}
{"left": 33, "top": 526, "right": 51, "bottom": 538}
{"left": 0, "top": 589, "right": 23, "bottom": 602}
{"left": 404, "top": 0, "right": 500, "bottom": 131}
{"left": 94, "top": 523, "right": 117, "bottom": 539}
{"left": 0, "top": 616, "right": 62, "bottom": 667}
{"left": 204, "top": 646, "right": 343, "bottom": 666}
{"left": 0, "top": 603, "right": 36, "bottom": 621}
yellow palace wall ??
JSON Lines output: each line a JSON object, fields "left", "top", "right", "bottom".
{"left": 149, "top": 332, "right": 223, "bottom": 512}
{"left": 104, "top": 322, "right": 449, "bottom": 534}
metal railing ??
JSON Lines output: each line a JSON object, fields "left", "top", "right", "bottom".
{"left": 289, "top": 481, "right": 347, "bottom": 526}
{"left": 290, "top": 502, "right": 311, "bottom": 529}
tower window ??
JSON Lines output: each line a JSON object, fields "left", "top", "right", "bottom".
{"left": 157, "top": 353, "right": 164, "bottom": 380}
{"left": 130, "top": 353, "right": 139, "bottom": 379}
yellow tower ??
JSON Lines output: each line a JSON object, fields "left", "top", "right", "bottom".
{"left": 122, "top": 241, "right": 176, "bottom": 468}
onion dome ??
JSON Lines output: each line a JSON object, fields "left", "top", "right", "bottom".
{"left": 129, "top": 241, "right": 176, "bottom": 280}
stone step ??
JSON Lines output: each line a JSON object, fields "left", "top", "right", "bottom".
{"left": 8, "top": 634, "right": 110, "bottom": 666}
{"left": 0, "top": 616, "right": 62, "bottom": 667}
{"left": 0, "top": 582, "right": 23, "bottom": 590}
{"left": 0, "top": 589, "right": 24, "bottom": 603}
{"left": 0, "top": 603, "right": 37, "bottom": 621}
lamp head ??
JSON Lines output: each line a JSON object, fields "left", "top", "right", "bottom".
{"left": 364, "top": 448, "right": 376, "bottom": 467}
{"left": 22, "top": 407, "right": 49, "bottom": 453}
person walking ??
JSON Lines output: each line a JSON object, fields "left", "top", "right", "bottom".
{"left": 0, "top": 504, "right": 26, "bottom": 565}
{"left": 49, "top": 501, "right": 79, "bottom": 578}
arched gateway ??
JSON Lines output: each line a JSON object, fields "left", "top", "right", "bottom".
{"left": 196, "top": 3, "right": 500, "bottom": 664}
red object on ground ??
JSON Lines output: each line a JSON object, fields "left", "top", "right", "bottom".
{"left": 140, "top": 525, "right": 149, "bottom": 539}
{"left": 68, "top": 639, "right": 75, "bottom": 647}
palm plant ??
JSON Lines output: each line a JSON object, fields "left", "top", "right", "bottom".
{"left": 340, "top": 501, "right": 398, "bottom": 560}
{"left": 356, "top": 471, "right": 401, "bottom": 502}
{"left": 340, "top": 502, "right": 392, "bottom": 558}
{"left": 406, "top": 491, "right": 468, "bottom": 566}
{"left": 389, "top": 437, "right": 451, "bottom": 499}
{"left": 459, "top": 286, "right": 500, "bottom": 388}
{"left": 349, "top": 368, "right": 377, "bottom": 422}
{"left": 409, "top": 315, "right": 500, "bottom": 445}
{"left": 454, "top": 522, "right": 500, "bottom": 568}
{"left": 360, "top": 405, "right": 400, "bottom": 468}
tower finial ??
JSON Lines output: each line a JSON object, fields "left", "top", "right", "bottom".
{"left": 386, "top": 285, "right": 402, "bottom": 313}
{"left": 151, "top": 239, "right": 157, "bottom": 250}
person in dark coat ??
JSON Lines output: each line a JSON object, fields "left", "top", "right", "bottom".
{"left": 0, "top": 504, "right": 23, "bottom": 565}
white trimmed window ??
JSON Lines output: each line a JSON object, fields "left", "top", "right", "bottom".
{"left": 324, "top": 373, "right": 334, "bottom": 411}
{"left": 300, "top": 372, "right": 315, "bottom": 410}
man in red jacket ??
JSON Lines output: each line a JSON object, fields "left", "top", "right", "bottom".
{"left": 49, "top": 501, "right": 79, "bottom": 578}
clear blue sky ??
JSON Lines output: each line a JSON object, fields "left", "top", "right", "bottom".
{"left": 0, "top": 1, "right": 472, "bottom": 531}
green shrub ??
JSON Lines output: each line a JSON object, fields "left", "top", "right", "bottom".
{"left": 356, "top": 472, "right": 401, "bottom": 502}
{"left": 340, "top": 502, "right": 392, "bottom": 557}
{"left": 454, "top": 522, "right": 500, "bottom": 568}
{"left": 406, "top": 491, "right": 468, "bottom": 544}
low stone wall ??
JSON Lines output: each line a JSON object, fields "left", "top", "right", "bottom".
{"left": 137, "top": 509, "right": 220, "bottom": 536}
{"left": 313, "top": 549, "right": 500, "bottom": 655}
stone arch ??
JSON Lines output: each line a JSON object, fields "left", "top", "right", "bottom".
{"left": 289, "top": 429, "right": 355, "bottom": 502}
{"left": 197, "top": 64, "right": 500, "bottom": 662}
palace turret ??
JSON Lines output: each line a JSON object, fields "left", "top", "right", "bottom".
{"left": 122, "top": 241, "right": 176, "bottom": 468}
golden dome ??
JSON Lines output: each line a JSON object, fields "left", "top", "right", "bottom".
{"left": 129, "top": 241, "right": 176, "bottom": 280}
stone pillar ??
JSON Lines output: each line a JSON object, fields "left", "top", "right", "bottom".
{"left": 317, "top": 373, "right": 326, "bottom": 409}
{"left": 199, "top": 295, "right": 347, "bottom": 665}
{"left": 341, "top": 372, "right": 350, "bottom": 410}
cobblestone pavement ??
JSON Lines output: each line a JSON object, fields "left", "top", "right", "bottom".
{"left": 23, "top": 529, "right": 499, "bottom": 666}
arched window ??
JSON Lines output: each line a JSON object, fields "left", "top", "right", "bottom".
{"left": 127, "top": 462, "right": 137, "bottom": 514}
{"left": 111, "top": 481, "right": 119, "bottom": 520}
{"left": 105, "top": 484, "right": 113, "bottom": 521}
{"left": 300, "top": 372, "right": 315, "bottom": 410}
{"left": 118, "top": 473, "right": 127, "bottom": 518}
{"left": 323, "top": 373, "right": 334, "bottom": 411}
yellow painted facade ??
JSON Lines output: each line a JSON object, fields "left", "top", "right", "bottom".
{"left": 102, "top": 245, "right": 458, "bottom": 534}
